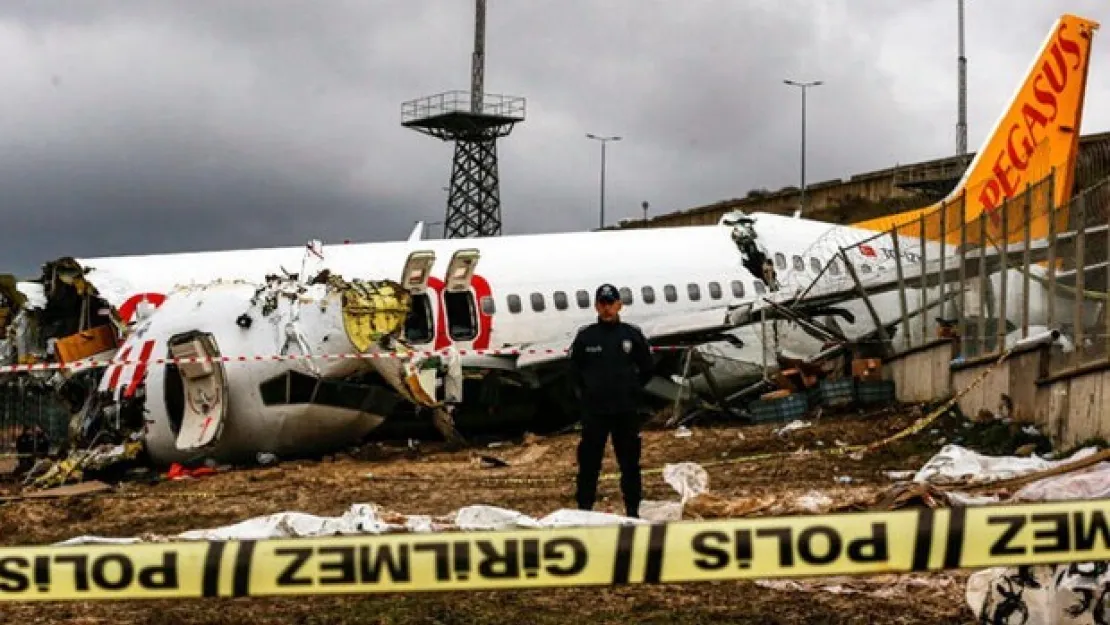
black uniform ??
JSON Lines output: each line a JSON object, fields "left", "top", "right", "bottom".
{"left": 568, "top": 294, "right": 654, "bottom": 518}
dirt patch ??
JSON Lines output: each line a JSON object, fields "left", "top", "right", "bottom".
{"left": 0, "top": 403, "right": 985, "bottom": 624}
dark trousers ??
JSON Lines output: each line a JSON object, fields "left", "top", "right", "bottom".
{"left": 575, "top": 412, "right": 642, "bottom": 517}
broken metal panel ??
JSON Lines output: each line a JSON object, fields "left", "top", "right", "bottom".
{"left": 54, "top": 325, "right": 118, "bottom": 364}
{"left": 330, "top": 277, "right": 411, "bottom": 354}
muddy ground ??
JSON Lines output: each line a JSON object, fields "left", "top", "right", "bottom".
{"left": 0, "top": 400, "right": 1052, "bottom": 624}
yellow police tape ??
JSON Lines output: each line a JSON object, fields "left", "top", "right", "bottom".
{"left": 2, "top": 498, "right": 1109, "bottom": 601}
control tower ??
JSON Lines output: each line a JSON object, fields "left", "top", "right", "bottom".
{"left": 401, "top": 0, "right": 525, "bottom": 238}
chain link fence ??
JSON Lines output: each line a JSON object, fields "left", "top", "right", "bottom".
{"left": 818, "top": 137, "right": 1110, "bottom": 379}
{"left": 0, "top": 377, "right": 71, "bottom": 459}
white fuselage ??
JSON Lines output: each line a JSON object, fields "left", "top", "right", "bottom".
{"left": 65, "top": 211, "right": 1081, "bottom": 466}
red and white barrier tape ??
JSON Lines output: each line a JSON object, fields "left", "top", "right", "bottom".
{"left": 0, "top": 345, "right": 688, "bottom": 375}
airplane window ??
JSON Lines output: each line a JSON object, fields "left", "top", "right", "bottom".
{"left": 576, "top": 290, "right": 590, "bottom": 308}
{"left": 829, "top": 259, "right": 842, "bottom": 276}
{"left": 754, "top": 280, "right": 766, "bottom": 294}
{"left": 641, "top": 286, "right": 655, "bottom": 304}
{"left": 810, "top": 257, "right": 821, "bottom": 273}
{"left": 507, "top": 294, "right": 522, "bottom": 313}
{"left": 793, "top": 255, "right": 805, "bottom": 272}
{"left": 730, "top": 280, "right": 744, "bottom": 298}
{"left": 480, "top": 295, "right": 495, "bottom": 315}
{"left": 619, "top": 287, "right": 633, "bottom": 305}
{"left": 530, "top": 292, "right": 545, "bottom": 312}
{"left": 775, "top": 252, "right": 786, "bottom": 269}
{"left": 687, "top": 283, "right": 701, "bottom": 301}
{"left": 664, "top": 285, "right": 677, "bottom": 302}
{"left": 708, "top": 282, "right": 722, "bottom": 299}
{"left": 553, "top": 291, "right": 568, "bottom": 310}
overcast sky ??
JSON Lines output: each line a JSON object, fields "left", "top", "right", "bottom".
{"left": 0, "top": 0, "right": 1107, "bottom": 276}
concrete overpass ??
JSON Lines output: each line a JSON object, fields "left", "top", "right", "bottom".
{"left": 613, "top": 131, "right": 1110, "bottom": 229}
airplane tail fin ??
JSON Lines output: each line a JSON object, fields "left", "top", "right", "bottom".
{"left": 853, "top": 13, "right": 1100, "bottom": 244}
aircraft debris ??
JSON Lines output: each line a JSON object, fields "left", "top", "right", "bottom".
{"left": 9, "top": 259, "right": 479, "bottom": 490}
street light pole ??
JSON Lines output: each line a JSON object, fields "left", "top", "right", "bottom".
{"left": 586, "top": 133, "right": 621, "bottom": 229}
{"left": 783, "top": 79, "right": 822, "bottom": 218}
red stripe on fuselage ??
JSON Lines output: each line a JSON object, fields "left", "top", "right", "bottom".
{"left": 124, "top": 340, "right": 157, "bottom": 398}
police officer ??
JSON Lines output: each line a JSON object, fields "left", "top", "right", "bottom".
{"left": 568, "top": 283, "right": 654, "bottom": 518}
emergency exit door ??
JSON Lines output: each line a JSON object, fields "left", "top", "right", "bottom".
{"left": 442, "top": 249, "right": 480, "bottom": 343}
{"left": 400, "top": 251, "right": 436, "bottom": 345}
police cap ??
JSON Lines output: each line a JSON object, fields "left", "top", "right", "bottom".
{"left": 595, "top": 283, "right": 620, "bottom": 303}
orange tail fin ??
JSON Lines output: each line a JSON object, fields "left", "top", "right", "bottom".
{"left": 853, "top": 13, "right": 1100, "bottom": 243}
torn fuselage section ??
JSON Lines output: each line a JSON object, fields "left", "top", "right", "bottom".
{"left": 0, "top": 258, "right": 123, "bottom": 373}
{"left": 66, "top": 265, "right": 461, "bottom": 471}
{"left": 721, "top": 211, "right": 780, "bottom": 292}
{"left": 0, "top": 259, "right": 129, "bottom": 485}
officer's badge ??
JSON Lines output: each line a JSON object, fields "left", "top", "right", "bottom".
{"left": 622, "top": 339, "right": 632, "bottom": 353}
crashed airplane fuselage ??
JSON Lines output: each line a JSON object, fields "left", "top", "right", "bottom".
{"left": 14, "top": 199, "right": 1089, "bottom": 446}
{"left": 85, "top": 275, "right": 448, "bottom": 466}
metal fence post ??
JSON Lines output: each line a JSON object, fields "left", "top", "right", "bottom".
{"left": 998, "top": 200, "right": 1009, "bottom": 354}
{"left": 1074, "top": 194, "right": 1086, "bottom": 370}
{"left": 920, "top": 214, "right": 928, "bottom": 343}
{"left": 891, "top": 227, "right": 911, "bottom": 350}
{"left": 1022, "top": 182, "right": 1032, "bottom": 339}
{"left": 958, "top": 192, "right": 968, "bottom": 359}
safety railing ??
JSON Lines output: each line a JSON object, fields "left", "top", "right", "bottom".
{"left": 0, "top": 379, "right": 70, "bottom": 457}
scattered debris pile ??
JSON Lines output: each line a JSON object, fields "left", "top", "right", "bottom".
{"left": 0, "top": 259, "right": 128, "bottom": 476}
{"left": 0, "top": 258, "right": 122, "bottom": 371}
{"left": 742, "top": 340, "right": 897, "bottom": 425}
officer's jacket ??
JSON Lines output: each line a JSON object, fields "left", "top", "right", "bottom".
{"left": 568, "top": 318, "right": 654, "bottom": 415}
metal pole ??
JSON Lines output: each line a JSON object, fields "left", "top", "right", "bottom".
{"left": 600, "top": 140, "right": 606, "bottom": 229}
{"left": 978, "top": 213, "right": 988, "bottom": 358}
{"left": 958, "top": 192, "right": 968, "bottom": 358}
{"left": 920, "top": 214, "right": 928, "bottom": 343}
{"left": 1105, "top": 191, "right": 1110, "bottom": 364}
{"left": 784, "top": 80, "right": 822, "bottom": 217}
{"left": 586, "top": 134, "right": 621, "bottom": 229}
{"left": 1022, "top": 183, "right": 1031, "bottom": 338}
{"left": 1074, "top": 195, "right": 1086, "bottom": 370}
{"left": 1047, "top": 169, "right": 1058, "bottom": 333}
{"left": 801, "top": 87, "right": 807, "bottom": 214}
{"left": 471, "top": 0, "right": 486, "bottom": 113}
{"left": 891, "top": 227, "right": 911, "bottom": 350}
{"left": 939, "top": 198, "right": 947, "bottom": 319}
{"left": 956, "top": 0, "right": 968, "bottom": 157}
{"left": 998, "top": 204, "right": 1008, "bottom": 354}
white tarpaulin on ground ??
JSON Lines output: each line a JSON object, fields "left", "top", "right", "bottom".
{"left": 964, "top": 457, "right": 1110, "bottom": 624}
{"left": 57, "top": 462, "right": 708, "bottom": 545}
{"left": 913, "top": 444, "right": 1097, "bottom": 485}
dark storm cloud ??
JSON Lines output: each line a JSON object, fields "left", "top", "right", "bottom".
{"left": 0, "top": 1, "right": 1106, "bottom": 277}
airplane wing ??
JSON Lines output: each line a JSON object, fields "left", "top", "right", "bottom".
{"left": 506, "top": 306, "right": 740, "bottom": 369}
